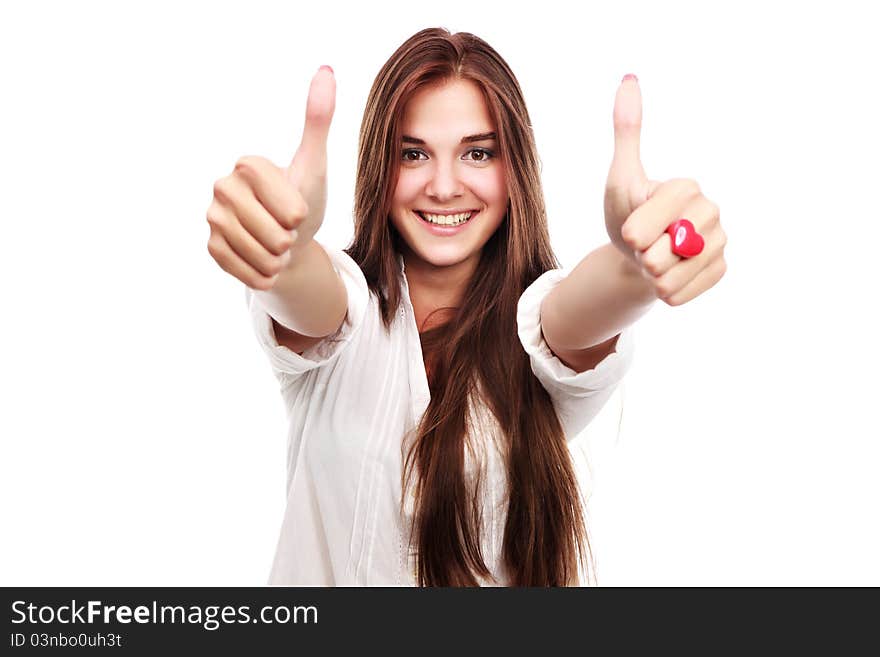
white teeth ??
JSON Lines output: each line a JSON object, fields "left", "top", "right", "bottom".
{"left": 420, "top": 211, "right": 474, "bottom": 226}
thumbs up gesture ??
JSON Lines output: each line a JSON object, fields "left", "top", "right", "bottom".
{"left": 207, "top": 66, "right": 336, "bottom": 291}
{"left": 604, "top": 75, "right": 728, "bottom": 306}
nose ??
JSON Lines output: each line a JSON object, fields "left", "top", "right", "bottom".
{"left": 424, "top": 159, "right": 464, "bottom": 202}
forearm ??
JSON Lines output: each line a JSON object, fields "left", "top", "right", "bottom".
{"left": 251, "top": 238, "right": 347, "bottom": 338}
{"left": 541, "top": 242, "right": 657, "bottom": 351}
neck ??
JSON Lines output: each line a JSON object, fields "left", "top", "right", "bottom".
{"left": 401, "top": 246, "right": 480, "bottom": 331}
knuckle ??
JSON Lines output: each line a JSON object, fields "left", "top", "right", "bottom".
{"left": 278, "top": 210, "right": 298, "bottom": 230}
{"left": 276, "top": 236, "right": 293, "bottom": 254}
{"left": 212, "top": 177, "right": 229, "bottom": 201}
{"left": 284, "top": 207, "right": 308, "bottom": 231}
{"left": 709, "top": 200, "right": 721, "bottom": 220}
{"left": 264, "top": 259, "right": 283, "bottom": 277}
{"left": 207, "top": 236, "right": 226, "bottom": 264}
{"left": 287, "top": 192, "right": 309, "bottom": 224}
{"left": 206, "top": 203, "right": 224, "bottom": 228}
{"left": 270, "top": 190, "right": 303, "bottom": 230}
{"left": 674, "top": 177, "right": 701, "bottom": 198}
{"left": 234, "top": 155, "right": 261, "bottom": 173}
{"left": 620, "top": 224, "right": 639, "bottom": 248}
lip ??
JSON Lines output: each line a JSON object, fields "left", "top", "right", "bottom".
{"left": 416, "top": 209, "right": 478, "bottom": 216}
{"left": 413, "top": 209, "right": 479, "bottom": 236}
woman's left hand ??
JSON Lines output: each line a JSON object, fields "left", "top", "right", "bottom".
{"left": 603, "top": 75, "right": 728, "bottom": 307}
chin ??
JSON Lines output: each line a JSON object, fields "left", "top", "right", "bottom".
{"left": 431, "top": 254, "right": 472, "bottom": 269}
{"left": 413, "top": 245, "right": 472, "bottom": 268}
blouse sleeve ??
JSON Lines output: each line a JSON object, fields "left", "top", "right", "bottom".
{"left": 516, "top": 267, "right": 636, "bottom": 442}
{"left": 244, "top": 241, "right": 370, "bottom": 387}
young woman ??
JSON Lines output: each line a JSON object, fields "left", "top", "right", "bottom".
{"left": 207, "top": 28, "right": 727, "bottom": 586}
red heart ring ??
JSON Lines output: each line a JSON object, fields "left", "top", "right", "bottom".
{"left": 666, "top": 218, "right": 705, "bottom": 258}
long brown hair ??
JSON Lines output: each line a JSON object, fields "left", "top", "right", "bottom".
{"left": 345, "top": 28, "right": 590, "bottom": 586}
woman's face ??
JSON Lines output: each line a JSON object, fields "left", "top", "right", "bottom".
{"left": 390, "top": 78, "right": 508, "bottom": 272}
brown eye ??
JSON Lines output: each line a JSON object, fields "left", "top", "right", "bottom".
{"left": 466, "top": 148, "right": 494, "bottom": 163}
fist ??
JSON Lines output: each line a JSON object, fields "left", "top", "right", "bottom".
{"left": 206, "top": 66, "right": 336, "bottom": 291}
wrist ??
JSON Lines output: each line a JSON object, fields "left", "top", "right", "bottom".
{"left": 611, "top": 242, "right": 659, "bottom": 302}
{"left": 609, "top": 237, "right": 639, "bottom": 269}
{"left": 282, "top": 234, "right": 316, "bottom": 271}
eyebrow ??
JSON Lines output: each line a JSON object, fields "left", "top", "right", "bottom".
{"left": 401, "top": 131, "right": 497, "bottom": 145}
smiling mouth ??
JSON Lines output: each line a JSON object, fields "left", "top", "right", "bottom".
{"left": 414, "top": 210, "right": 478, "bottom": 227}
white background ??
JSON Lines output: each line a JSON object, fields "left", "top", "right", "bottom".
{"left": 2, "top": 0, "right": 877, "bottom": 586}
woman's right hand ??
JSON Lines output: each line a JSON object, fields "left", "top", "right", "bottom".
{"left": 206, "top": 66, "right": 336, "bottom": 291}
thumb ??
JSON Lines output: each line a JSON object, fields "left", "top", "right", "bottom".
{"left": 289, "top": 65, "right": 336, "bottom": 176}
{"left": 607, "top": 74, "right": 650, "bottom": 207}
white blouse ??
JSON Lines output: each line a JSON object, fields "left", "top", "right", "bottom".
{"left": 245, "top": 241, "right": 635, "bottom": 586}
